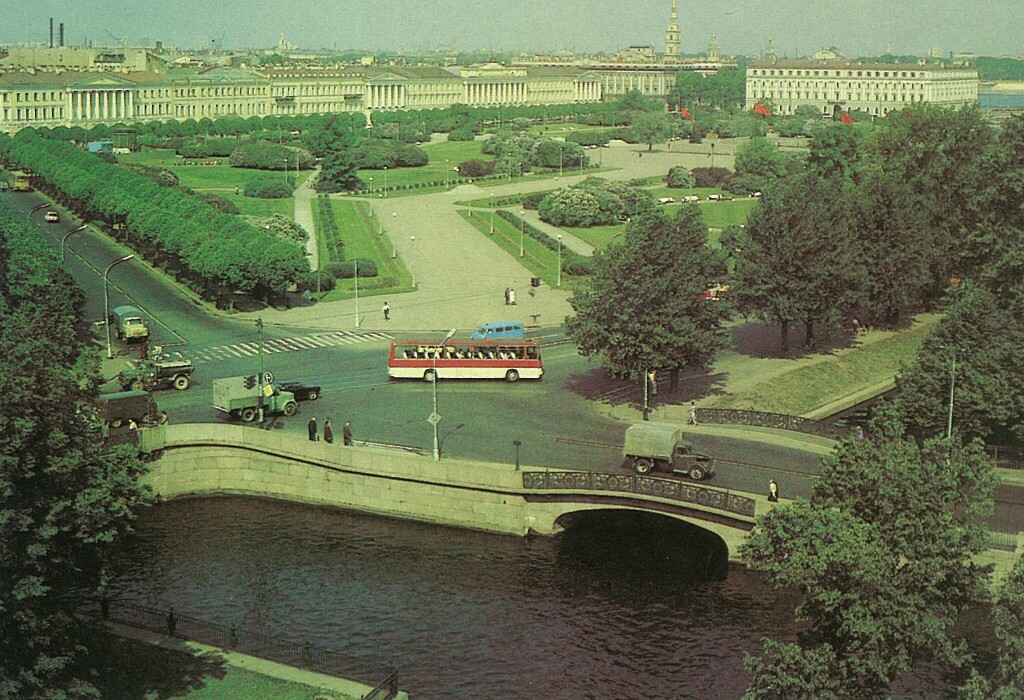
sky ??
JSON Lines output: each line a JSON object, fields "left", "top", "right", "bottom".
{"left": 1, "top": 0, "right": 1021, "bottom": 58}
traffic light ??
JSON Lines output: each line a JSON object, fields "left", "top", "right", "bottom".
{"left": 244, "top": 374, "right": 256, "bottom": 389}
{"left": 530, "top": 277, "right": 541, "bottom": 288}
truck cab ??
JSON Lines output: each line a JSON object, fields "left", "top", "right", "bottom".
{"left": 622, "top": 422, "right": 715, "bottom": 480}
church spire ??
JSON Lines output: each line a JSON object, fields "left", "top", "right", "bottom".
{"left": 665, "top": 0, "right": 680, "bottom": 58}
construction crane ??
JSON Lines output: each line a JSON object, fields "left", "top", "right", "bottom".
{"left": 104, "top": 28, "right": 128, "bottom": 47}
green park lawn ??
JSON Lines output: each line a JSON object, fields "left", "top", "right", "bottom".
{"left": 314, "top": 198, "right": 412, "bottom": 302}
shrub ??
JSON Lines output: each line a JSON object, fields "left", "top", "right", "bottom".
{"left": 691, "top": 166, "right": 732, "bottom": 188}
{"left": 327, "top": 258, "right": 378, "bottom": 278}
{"left": 448, "top": 126, "right": 478, "bottom": 141}
{"left": 297, "top": 270, "right": 336, "bottom": 292}
{"left": 244, "top": 177, "right": 293, "bottom": 198}
{"left": 522, "top": 191, "right": 547, "bottom": 210}
{"left": 666, "top": 166, "right": 695, "bottom": 189}
{"left": 200, "top": 193, "right": 240, "bottom": 214}
{"left": 229, "top": 143, "right": 314, "bottom": 170}
{"left": 457, "top": 159, "right": 495, "bottom": 177}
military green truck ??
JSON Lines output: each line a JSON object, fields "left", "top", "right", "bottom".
{"left": 118, "top": 354, "right": 194, "bottom": 392}
{"left": 622, "top": 422, "right": 715, "bottom": 480}
{"left": 213, "top": 376, "right": 298, "bottom": 422}
{"left": 109, "top": 305, "right": 149, "bottom": 341}
{"left": 96, "top": 390, "right": 167, "bottom": 430}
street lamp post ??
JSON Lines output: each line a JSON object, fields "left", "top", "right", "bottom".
{"left": 556, "top": 234, "right": 563, "bottom": 287}
{"left": 559, "top": 147, "right": 563, "bottom": 177}
{"left": 284, "top": 157, "right": 289, "bottom": 184}
{"left": 383, "top": 166, "right": 388, "bottom": 198}
{"left": 947, "top": 348, "right": 956, "bottom": 439}
{"left": 489, "top": 193, "right": 494, "bottom": 234}
{"left": 391, "top": 212, "right": 397, "bottom": 258}
{"left": 445, "top": 159, "right": 449, "bottom": 189}
{"left": 104, "top": 254, "right": 134, "bottom": 359}
{"left": 431, "top": 328, "right": 458, "bottom": 461}
{"left": 519, "top": 210, "right": 525, "bottom": 257}
{"left": 353, "top": 257, "right": 360, "bottom": 328}
{"left": 369, "top": 176, "right": 373, "bottom": 196}
{"left": 61, "top": 224, "right": 87, "bottom": 261}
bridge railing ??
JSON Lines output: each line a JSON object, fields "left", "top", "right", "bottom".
{"left": 79, "top": 598, "right": 399, "bottom": 700}
{"left": 698, "top": 408, "right": 843, "bottom": 438}
{"left": 523, "top": 470, "right": 757, "bottom": 518}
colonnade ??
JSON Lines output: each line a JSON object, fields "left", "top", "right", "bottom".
{"left": 369, "top": 83, "right": 405, "bottom": 109}
{"left": 67, "top": 89, "right": 134, "bottom": 121}
{"left": 463, "top": 81, "right": 529, "bottom": 105}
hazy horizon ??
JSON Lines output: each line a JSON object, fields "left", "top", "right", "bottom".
{"left": 2, "top": 1, "right": 1021, "bottom": 59}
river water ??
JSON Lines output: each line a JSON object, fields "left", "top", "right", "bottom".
{"left": 108, "top": 497, "right": 975, "bottom": 699}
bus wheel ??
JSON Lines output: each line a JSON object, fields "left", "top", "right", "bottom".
{"left": 423, "top": 369, "right": 437, "bottom": 382}
{"left": 505, "top": 369, "right": 520, "bottom": 383}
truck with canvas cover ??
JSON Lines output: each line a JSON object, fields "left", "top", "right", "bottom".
{"left": 213, "top": 376, "right": 298, "bottom": 422}
{"left": 622, "top": 422, "right": 715, "bottom": 480}
{"left": 118, "top": 353, "right": 194, "bottom": 392}
{"left": 109, "top": 305, "right": 149, "bottom": 341}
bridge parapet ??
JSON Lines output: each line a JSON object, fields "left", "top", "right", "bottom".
{"left": 523, "top": 470, "right": 757, "bottom": 520}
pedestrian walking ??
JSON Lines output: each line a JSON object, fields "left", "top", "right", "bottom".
{"left": 323, "top": 419, "right": 333, "bottom": 444}
{"left": 383, "top": 301, "right": 390, "bottom": 321}
{"left": 308, "top": 416, "right": 318, "bottom": 442}
{"left": 687, "top": 401, "right": 698, "bottom": 426}
{"left": 504, "top": 287, "right": 511, "bottom": 305}
{"left": 768, "top": 480, "right": 779, "bottom": 502}
{"left": 508, "top": 288, "right": 516, "bottom": 305}
{"left": 343, "top": 422, "right": 353, "bottom": 446}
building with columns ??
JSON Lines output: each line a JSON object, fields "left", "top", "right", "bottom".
{"left": 746, "top": 60, "right": 979, "bottom": 118}
{"left": 0, "top": 63, "right": 603, "bottom": 133}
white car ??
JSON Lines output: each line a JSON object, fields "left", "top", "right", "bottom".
{"left": 44, "top": 210, "right": 60, "bottom": 222}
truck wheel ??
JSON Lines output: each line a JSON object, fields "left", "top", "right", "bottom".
{"left": 423, "top": 369, "right": 437, "bottom": 382}
{"left": 505, "top": 369, "right": 520, "bottom": 383}
{"left": 282, "top": 402, "right": 298, "bottom": 417}
{"left": 240, "top": 407, "right": 257, "bottom": 422}
{"left": 634, "top": 457, "right": 654, "bottom": 474}
{"left": 173, "top": 375, "right": 190, "bottom": 391}
{"left": 129, "top": 379, "right": 142, "bottom": 392}
{"left": 689, "top": 465, "right": 706, "bottom": 480}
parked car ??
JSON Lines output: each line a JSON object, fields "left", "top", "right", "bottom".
{"left": 45, "top": 210, "right": 60, "bottom": 222}
{"left": 275, "top": 380, "right": 321, "bottom": 401}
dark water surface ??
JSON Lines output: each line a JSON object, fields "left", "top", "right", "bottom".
{"left": 107, "top": 497, "right": 863, "bottom": 698}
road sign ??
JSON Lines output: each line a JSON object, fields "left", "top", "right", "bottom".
{"left": 427, "top": 412, "right": 441, "bottom": 426}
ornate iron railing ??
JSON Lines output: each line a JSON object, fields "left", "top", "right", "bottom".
{"left": 81, "top": 598, "right": 398, "bottom": 700}
{"left": 522, "top": 470, "right": 756, "bottom": 517}
{"left": 986, "top": 445, "right": 1024, "bottom": 470}
{"left": 698, "top": 408, "right": 841, "bottom": 438}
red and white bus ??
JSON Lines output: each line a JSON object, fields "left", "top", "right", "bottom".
{"left": 388, "top": 338, "right": 543, "bottom": 382}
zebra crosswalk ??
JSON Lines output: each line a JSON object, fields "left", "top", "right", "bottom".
{"left": 164, "top": 330, "right": 393, "bottom": 364}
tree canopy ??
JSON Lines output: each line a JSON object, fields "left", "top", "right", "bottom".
{"left": 565, "top": 206, "right": 729, "bottom": 387}
{"left": 0, "top": 201, "right": 151, "bottom": 697}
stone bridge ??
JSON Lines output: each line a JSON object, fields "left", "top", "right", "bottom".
{"left": 137, "top": 424, "right": 770, "bottom": 562}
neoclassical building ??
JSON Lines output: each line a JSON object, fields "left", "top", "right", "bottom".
{"left": 745, "top": 60, "right": 979, "bottom": 118}
{"left": 0, "top": 63, "right": 604, "bottom": 133}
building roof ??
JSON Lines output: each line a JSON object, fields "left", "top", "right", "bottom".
{"left": 748, "top": 59, "right": 974, "bottom": 73}
{"left": 0, "top": 70, "right": 172, "bottom": 88}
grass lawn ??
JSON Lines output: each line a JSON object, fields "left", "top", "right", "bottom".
{"left": 458, "top": 209, "right": 586, "bottom": 290}
{"left": 314, "top": 198, "right": 413, "bottom": 302}
{"left": 709, "top": 316, "right": 939, "bottom": 415}
{"left": 84, "top": 628, "right": 344, "bottom": 700}
{"left": 562, "top": 223, "right": 627, "bottom": 250}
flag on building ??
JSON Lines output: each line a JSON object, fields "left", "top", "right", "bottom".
{"left": 840, "top": 111, "right": 854, "bottom": 124}
{"left": 679, "top": 107, "right": 694, "bottom": 122}
{"left": 752, "top": 102, "right": 771, "bottom": 117}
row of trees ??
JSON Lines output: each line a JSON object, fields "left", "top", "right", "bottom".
{"left": 0, "top": 200, "right": 151, "bottom": 697}
{"left": 1, "top": 131, "right": 309, "bottom": 302}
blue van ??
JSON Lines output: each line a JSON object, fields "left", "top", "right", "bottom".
{"left": 470, "top": 321, "right": 525, "bottom": 340}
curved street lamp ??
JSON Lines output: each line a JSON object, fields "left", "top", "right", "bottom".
{"left": 519, "top": 210, "right": 525, "bottom": 257}
{"left": 61, "top": 224, "right": 87, "bottom": 261}
{"left": 556, "top": 234, "right": 563, "bottom": 287}
{"left": 432, "top": 328, "right": 458, "bottom": 461}
{"left": 104, "top": 254, "right": 135, "bottom": 359}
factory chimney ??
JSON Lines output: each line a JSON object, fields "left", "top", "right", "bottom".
{"left": 49, "top": 18, "right": 54, "bottom": 48}
{"left": 59, "top": 23, "right": 65, "bottom": 47}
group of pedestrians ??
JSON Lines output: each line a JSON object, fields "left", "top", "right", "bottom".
{"left": 504, "top": 287, "right": 517, "bottom": 305}
{"left": 307, "top": 416, "right": 352, "bottom": 446}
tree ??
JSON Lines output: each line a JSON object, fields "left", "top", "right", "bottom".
{"left": 666, "top": 166, "right": 695, "bottom": 189}
{"left": 808, "top": 123, "right": 863, "bottom": 179}
{"left": 893, "top": 284, "right": 1024, "bottom": 443}
{"left": 0, "top": 204, "right": 152, "bottom": 697}
{"left": 630, "top": 112, "right": 670, "bottom": 151}
{"left": 565, "top": 206, "right": 729, "bottom": 389}
{"left": 726, "top": 171, "right": 865, "bottom": 353}
{"left": 742, "top": 416, "right": 996, "bottom": 698}
{"left": 316, "top": 140, "right": 363, "bottom": 193}
{"left": 961, "top": 556, "right": 1024, "bottom": 698}
{"left": 731, "top": 137, "right": 790, "bottom": 193}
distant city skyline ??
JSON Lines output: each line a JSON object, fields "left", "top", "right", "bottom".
{"left": 2, "top": 0, "right": 1021, "bottom": 59}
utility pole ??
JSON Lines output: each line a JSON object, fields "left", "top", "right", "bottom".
{"left": 256, "top": 318, "right": 265, "bottom": 423}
